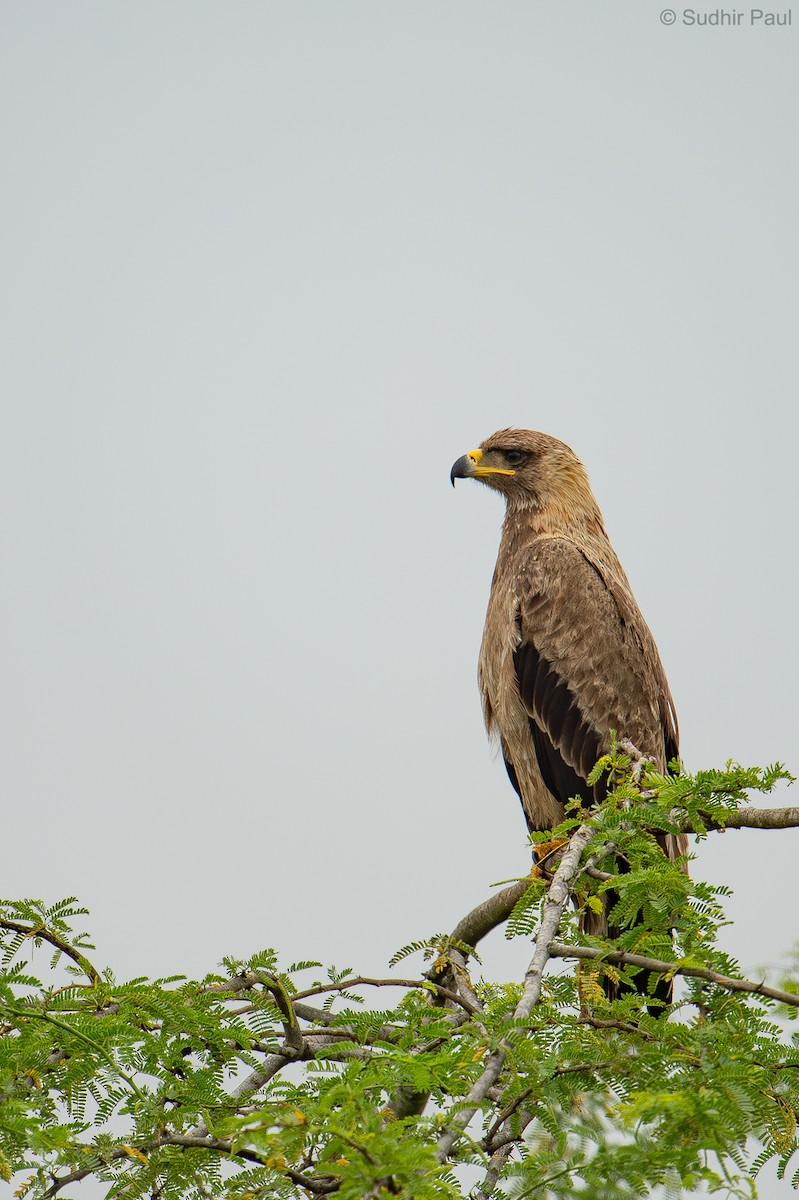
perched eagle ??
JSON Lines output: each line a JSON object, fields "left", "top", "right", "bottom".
{"left": 451, "top": 429, "right": 687, "bottom": 993}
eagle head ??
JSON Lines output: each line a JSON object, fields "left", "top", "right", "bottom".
{"left": 450, "top": 429, "right": 599, "bottom": 523}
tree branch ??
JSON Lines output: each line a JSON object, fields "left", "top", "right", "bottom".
{"left": 0, "top": 1003, "right": 145, "bottom": 1100}
{"left": 259, "top": 973, "right": 305, "bottom": 1054}
{"left": 474, "top": 1113, "right": 537, "bottom": 1200}
{"left": 42, "top": 1133, "right": 341, "bottom": 1197}
{"left": 292, "top": 974, "right": 478, "bottom": 1015}
{"left": 435, "top": 824, "right": 597, "bottom": 1162}
{"left": 437, "top": 798, "right": 799, "bottom": 970}
{"left": 548, "top": 942, "right": 799, "bottom": 1007}
{"left": 449, "top": 880, "right": 533, "bottom": 950}
{"left": 0, "top": 917, "right": 101, "bottom": 986}
{"left": 706, "top": 805, "right": 799, "bottom": 830}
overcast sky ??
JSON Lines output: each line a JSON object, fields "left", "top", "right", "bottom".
{"left": 2, "top": 5, "right": 797, "bottom": 1195}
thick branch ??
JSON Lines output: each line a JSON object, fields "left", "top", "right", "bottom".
{"left": 441, "top": 802, "right": 799, "bottom": 968}
{"left": 474, "top": 1113, "right": 537, "bottom": 1200}
{"left": 449, "top": 880, "right": 533, "bottom": 950}
{"left": 514, "top": 825, "right": 596, "bottom": 1014}
{"left": 435, "top": 824, "right": 596, "bottom": 1162}
{"left": 260, "top": 974, "right": 305, "bottom": 1053}
{"left": 548, "top": 942, "right": 799, "bottom": 1007}
{"left": 707, "top": 805, "right": 799, "bottom": 830}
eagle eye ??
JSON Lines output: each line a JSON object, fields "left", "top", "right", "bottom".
{"left": 504, "top": 450, "right": 527, "bottom": 467}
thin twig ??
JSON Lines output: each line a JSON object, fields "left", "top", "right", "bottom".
{"left": 0, "top": 917, "right": 101, "bottom": 986}
{"left": 0, "top": 1003, "right": 145, "bottom": 1100}
{"left": 42, "top": 1134, "right": 340, "bottom": 1197}
{"left": 293, "top": 975, "right": 477, "bottom": 1015}
{"left": 577, "top": 1013, "right": 653, "bottom": 1037}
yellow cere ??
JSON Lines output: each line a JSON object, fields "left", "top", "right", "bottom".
{"left": 470, "top": 446, "right": 516, "bottom": 477}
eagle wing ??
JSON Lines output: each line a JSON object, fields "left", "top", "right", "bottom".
{"left": 510, "top": 535, "right": 679, "bottom": 812}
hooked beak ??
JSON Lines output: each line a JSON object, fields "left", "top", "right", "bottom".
{"left": 450, "top": 448, "right": 483, "bottom": 487}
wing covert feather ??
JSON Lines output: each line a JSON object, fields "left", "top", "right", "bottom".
{"left": 512, "top": 537, "right": 678, "bottom": 802}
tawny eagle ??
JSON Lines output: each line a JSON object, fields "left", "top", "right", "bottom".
{"left": 451, "top": 429, "right": 686, "bottom": 991}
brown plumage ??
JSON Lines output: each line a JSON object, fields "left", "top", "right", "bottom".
{"left": 451, "top": 429, "right": 687, "bottom": 999}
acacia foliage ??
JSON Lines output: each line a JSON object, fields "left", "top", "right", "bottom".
{"left": 1, "top": 759, "right": 798, "bottom": 1199}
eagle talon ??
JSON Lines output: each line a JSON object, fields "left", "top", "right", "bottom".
{"left": 533, "top": 837, "right": 570, "bottom": 873}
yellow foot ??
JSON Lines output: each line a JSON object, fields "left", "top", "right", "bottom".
{"left": 533, "top": 837, "right": 570, "bottom": 873}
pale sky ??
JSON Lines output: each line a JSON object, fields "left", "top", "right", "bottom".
{"left": 2, "top": 5, "right": 797, "bottom": 1196}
